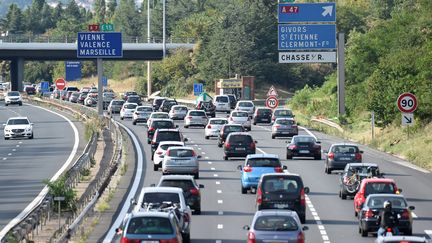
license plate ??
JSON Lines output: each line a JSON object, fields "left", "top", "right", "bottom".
{"left": 299, "top": 150, "right": 309, "bottom": 154}
{"left": 261, "top": 118, "right": 267, "bottom": 121}
{"left": 281, "top": 132, "right": 289, "bottom": 134}
{"left": 274, "top": 203, "right": 289, "bottom": 208}
{"left": 339, "top": 157, "right": 351, "bottom": 161}
{"left": 236, "top": 148, "right": 246, "bottom": 151}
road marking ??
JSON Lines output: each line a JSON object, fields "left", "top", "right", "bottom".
{"left": 217, "top": 200, "right": 223, "bottom": 204}
{"left": 425, "top": 230, "right": 432, "bottom": 239}
{"left": 218, "top": 211, "right": 223, "bottom": 215}
{"left": 12, "top": 149, "right": 16, "bottom": 152}
{"left": 194, "top": 144, "right": 198, "bottom": 146}
{"left": 217, "top": 190, "right": 222, "bottom": 194}
{"left": 16, "top": 145, "right": 19, "bottom": 147}
{"left": 217, "top": 224, "right": 223, "bottom": 229}
{"left": 7, "top": 153, "right": 12, "bottom": 156}
{"left": 216, "top": 240, "right": 222, "bottom": 243}
{"left": 393, "top": 160, "right": 430, "bottom": 174}
{"left": 205, "top": 156, "right": 209, "bottom": 159}
{"left": 198, "top": 147, "right": 202, "bottom": 150}
{"left": 208, "top": 161, "right": 213, "bottom": 164}
{"left": 256, "top": 147, "right": 266, "bottom": 154}
{"left": 18, "top": 142, "right": 22, "bottom": 144}
{"left": 201, "top": 152, "right": 206, "bottom": 155}
{"left": 213, "top": 174, "right": 218, "bottom": 177}
{"left": 211, "top": 167, "right": 216, "bottom": 170}
{"left": 412, "top": 212, "right": 418, "bottom": 218}
{"left": 216, "top": 181, "right": 220, "bottom": 185}
{"left": 2, "top": 158, "right": 6, "bottom": 160}
{"left": 191, "top": 140, "right": 195, "bottom": 143}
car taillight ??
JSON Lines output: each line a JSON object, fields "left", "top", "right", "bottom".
{"left": 328, "top": 152, "right": 335, "bottom": 159}
{"left": 274, "top": 167, "right": 283, "bottom": 172}
{"left": 120, "top": 237, "right": 131, "bottom": 243}
{"left": 192, "top": 150, "right": 197, "bottom": 157}
{"left": 207, "top": 125, "right": 212, "bottom": 129}
{"left": 401, "top": 209, "right": 410, "bottom": 219}
{"left": 156, "top": 151, "right": 163, "bottom": 155}
{"left": 365, "top": 209, "right": 374, "bottom": 218}
{"left": 190, "top": 188, "right": 200, "bottom": 196}
{"left": 297, "top": 231, "right": 305, "bottom": 243}
{"left": 355, "top": 153, "right": 362, "bottom": 161}
{"left": 247, "top": 232, "right": 256, "bottom": 243}
{"left": 243, "top": 166, "right": 252, "bottom": 172}
{"left": 225, "top": 142, "right": 231, "bottom": 149}
{"left": 183, "top": 213, "right": 190, "bottom": 223}
{"left": 300, "top": 188, "right": 306, "bottom": 206}
{"left": 274, "top": 125, "right": 281, "bottom": 128}
{"left": 186, "top": 116, "right": 192, "bottom": 119}
{"left": 256, "top": 187, "right": 262, "bottom": 205}
{"left": 148, "top": 127, "right": 155, "bottom": 132}
{"left": 288, "top": 145, "right": 297, "bottom": 150}
{"left": 249, "top": 142, "right": 255, "bottom": 150}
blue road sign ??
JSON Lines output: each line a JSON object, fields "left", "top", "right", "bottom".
{"left": 193, "top": 83, "right": 203, "bottom": 96}
{"left": 65, "top": 61, "right": 81, "bottom": 81}
{"left": 102, "top": 77, "right": 108, "bottom": 87}
{"left": 40, "top": 81, "right": 50, "bottom": 93}
{"left": 278, "top": 3, "right": 336, "bottom": 23}
{"left": 77, "top": 32, "right": 123, "bottom": 58}
{"left": 278, "top": 24, "right": 336, "bottom": 50}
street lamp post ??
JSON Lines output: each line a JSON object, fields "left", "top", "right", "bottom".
{"left": 147, "top": 0, "right": 152, "bottom": 97}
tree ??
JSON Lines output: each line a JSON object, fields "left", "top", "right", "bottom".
{"left": 65, "top": 0, "right": 81, "bottom": 21}
{"left": 114, "top": 0, "right": 141, "bottom": 37}
{"left": 94, "top": 0, "right": 106, "bottom": 23}
{"left": 106, "top": 0, "right": 117, "bottom": 20}
{"left": 52, "top": 3, "right": 64, "bottom": 24}
{"left": 4, "top": 4, "right": 24, "bottom": 34}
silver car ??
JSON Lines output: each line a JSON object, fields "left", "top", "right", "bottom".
{"left": 107, "top": 99, "right": 125, "bottom": 114}
{"left": 132, "top": 105, "right": 153, "bottom": 125}
{"left": 228, "top": 111, "right": 251, "bottom": 131}
{"left": 235, "top": 100, "right": 255, "bottom": 117}
{"left": 169, "top": 105, "right": 188, "bottom": 120}
{"left": 120, "top": 102, "right": 138, "bottom": 120}
{"left": 162, "top": 146, "right": 201, "bottom": 179}
{"left": 243, "top": 210, "right": 308, "bottom": 243}
{"left": 204, "top": 118, "right": 228, "bottom": 139}
{"left": 184, "top": 110, "right": 208, "bottom": 128}
{"left": 147, "top": 112, "right": 170, "bottom": 127}
{"left": 271, "top": 118, "right": 298, "bottom": 139}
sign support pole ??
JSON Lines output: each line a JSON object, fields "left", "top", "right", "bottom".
{"left": 147, "top": 0, "right": 152, "bottom": 97}
{"left": 337, "top": 32, "right": 346, "bottom": 116}
{"left": 97, "top": 58, "right": 103, "bottom": 116}
{"left": 162, "top": 0, "right": 166, "bottom": 58}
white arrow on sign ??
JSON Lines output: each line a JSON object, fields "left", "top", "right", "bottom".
{"left": 322, "top": 6, "right": 333, "bottom": 17}
{"left": 402, "top": 113, "right": 414, "bottom": 126}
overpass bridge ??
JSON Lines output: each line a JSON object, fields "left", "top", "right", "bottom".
{"left": 0, "top": 34, "right": 195, "bottom": 91}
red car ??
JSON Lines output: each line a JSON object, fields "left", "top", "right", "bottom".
{"left": 353, "top": 178, "right": 401, "bottom": 217}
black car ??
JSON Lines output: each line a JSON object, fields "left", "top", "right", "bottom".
{"left": 217, "top": 124, "right": 245, "bottom": 147}
{"left": 147, "top": 119, "right": 176, "bottom": 144}
{"left": 153, "top": 97, "right": 166, "bottom": 111}
{"left": 223, "top": 132, "right": 256, "bottom": 160}
{"left": 339, "top": 163, "right": 382, "bottom": 199}
{"left": 358, "top": 194, "right": 414, "bottom": 237}
{"left": 253, "top": 107, "right": 272, "bottom": 125}
{"left": 196, "top": 100, "right": 216, "bottom": 118}
{"left": 24, "top": 86, "right": 36, "bottom": 95}
{"left": 227, "top": 94, "right": 237, "bottom": 109}
{"left": 123, "top": 91, "right": 137, "bottom": 101}
{"left": 256, "top": 173, "right": 310, "bottom": 223}
{"left": 324, "top": 144, "right": 363, "bottom": 174}
{"left": 286, "top": 135, "right": 321, "bottom": 160}
{"left": 151, "top": 128, "right": 187, "bottom": 156}
{"left": 160, "top": 99, "right": 178, "bottom": 113}
{"left": 126, "top": 95, "right": 142, "bottom": 106}
{"left": 155, "top": 175, "right": 204, "bottom": 215}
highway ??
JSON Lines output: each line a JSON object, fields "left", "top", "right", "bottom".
{"left": 0, "top": 101, "right": 82, "bottom": 234}
{"left": 104, "top": 109, "right": 432, "bottom": 242}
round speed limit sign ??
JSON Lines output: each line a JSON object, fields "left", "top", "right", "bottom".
{"left": 397, "top": 92, "right": 417, "bottom": 113}
{"left": 266, "top": 96, "right": 279, "bottom": 109}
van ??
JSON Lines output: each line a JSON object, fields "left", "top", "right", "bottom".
{"left": 214, "top": 95, "right": 230, "bottom": 113}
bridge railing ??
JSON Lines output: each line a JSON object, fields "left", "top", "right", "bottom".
{"left": 0, "top": 34, "right": 195, "bottom": 44}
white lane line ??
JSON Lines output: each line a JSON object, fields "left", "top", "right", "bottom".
{"left": 16, "top": 145, "right": 19, "bottom": 147}
{"left": 217, "top": 224, "right": 223, "bottom": 229}
{"left": 205, "top": 156, "right": 209, "bottom": 159}
{"left": 213, "top": 174, "right": 219, "bottom": 177}
{"left": 194, "top": 144, "right": 198, "bottom": 147}
{"left": 201, "top": 152, "right": 206, "bottom": 155}
{"left": 208, "top": 161, "right": 213, "bottom": 164}
{"left": 12, "top": 149, "right": 16, "bottom": 152}
{"left": 7, "top": 153, "right": 12, "bottom": 156}
{"left": 299, "top": 125, "right": 317, "bottom": 140}
{"left": 18, "top": 141, "right": 22, "bottom": 144}
{"left": 217, "top": 200, "right": 223, "bottom": 204}
{"left": 256, "top": 147, "right": 266, "bottom": 154}
{"left": 216, "top": 181, "right": 220, "bottom": 185}
{"left": 218, "top": 211, "right": 224, "bottom": 215}
{"left": 211, "top": 167, "right": 216, "bottom": 170}
{"left": 191, "top": 141, "right": 195, "bottom": 143}
{"left": 393, "top": 160, "right": 430, "bottom": 174}
{"left": 425, "top": 230, "right": 432, "bottom": 239}
{"left": 2, "top": 158, "right": 6, "bottom": 160}
{"left": 217, "top": 190, "right": 222, "bottom": 194}
{"left": 412, "top": 212, "right": 418, "bottom": 218}
{"left": 216, "top": 240, "right": 222, "bottom": 243}
{"left": 198, "top": 147, "right": 202, "bottom": 150}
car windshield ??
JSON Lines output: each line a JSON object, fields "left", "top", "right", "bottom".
{"left": 210, "top": 119, "right": 228, "bottom": 125}
{"left": 168, "top": 149, "right": 194, "bottom": 157}
{"left": 228, "top": 135, "right": 253, "bottom": 143}
{"left": 7, "top": 91, "right": 20, "bottom": 96}
{"left": 142, "top": 192, "right": 180, "bottom": 204}
{"left": 239, "top": 102, "right": 253, "bottom": 107}
{"left": 174, "top": 106, "right": 187, "bottom": 111}
{"left": 263, "top": 177, "right": 300, "bottom": 194}
{"left": 232, "top": 112, "right": 248, "bottom": 117}
{"left": 275, "top": 119, "right": 295, "bottom": 125}
{"left": 224, "top": 126, "right": 243, "bottom": 132}
{"left": 155, "top": 99, "right": 165, "bottom": 105}
{"left": 160, "top": 180, "right": 195, "bottom": 191}
{"left": 293, "top": 137, "right": 315, "bottom": 143}
{"left": 124, "top": 104, "right": 137, "bottom": 109}
{"left": 164, "top": 101, "right": 177, "bottom": 106}
{"left": 160, "top": 144, "right": 182, "bottom": 150}
{"left": 274, "top": 109, "right": 293, "bottom": 116}
{"left": 254, "top": 215, "right": 298, "bottom": 231}
{"left": 367, "top": 196, "right": 407, "bottom": 209}
{"left": 112, "top": 100, "right": 124, "bottom": 105}
{"left": 128, "top": 97, "right": 140, "bottom": 102}
{"left": 216, "top": 96, "right": 228, "bottom": 102}
{"left": 152, "top": 121, "right": 174, "bottom": 129}
{"left": 156, "top": 132, "right": 181, "bottom": 142}
{"left": 152, "top": 113, "right": 169, "bottom": 119}
{"left": 247, "top": 158, "right": 281, "bottom": 167}
{"left": 365, "top": 183, "right": 395, "bottom": 197}
{"left": 333, "top": 145, "right": 359, "bottom": 153}
{"left": 8, "top": 119, "right": 29, "bottom": 125}
{"left": 190, "top": 111, "right": 206, "bottom": 116}
{"left": 126, "top": 217, "right": 173, "bottom": 235}
{"left": 137, "top": 107, "right": 153, "bottom": 112}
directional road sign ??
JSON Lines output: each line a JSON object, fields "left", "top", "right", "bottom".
{"left": 65, "top": 61, "right": 81, "bottom": 81}
{"left": 266, "top": 96, "right": 279, "bottom": 109}
{"left": 102, "top": 77, "right": 108, "bottom": 87}
{"left": 267, "top": 85, "right": 278, "bottom": 97}
{"left": 278, "top": 3, "right": 336, "bottom": 23}
{"left": 278, "top": 24, "right": 336, "bottom": 50}
{"left": 279, "top": 51, "right": 336, "bottom": 63}
{"left": 397, "top": 92, "right": 418, "bottom": 113}
{"left": 402, "top": 113, "right": 414, "bottom": 126}
{"left": 55, "top": 78, "right": 66, "bottom": 90}
{"left": 194, "top": 83, "right": 203, "bottom": 96}
{"left": 77, "top": 32, "right": 123, "bottom": 58}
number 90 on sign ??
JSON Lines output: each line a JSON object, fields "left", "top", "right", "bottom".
{"left": 397, "top": 92, "right": 417, "bottom": 113}
{"left": 266, "top": 96, "right": 279, "bottom": 109}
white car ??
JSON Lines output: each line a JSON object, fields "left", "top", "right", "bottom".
{"left": 205, "top": 118, "right": 228, "bottom": 139}
{"left": 169, "top": 105, "right": 188, "bottom": 120}
{"left": 153, "top": 141, "right": 185, "bottom": 171}
{"left": 147, "top": 112, "right": 170, "bottom": 127}
{"left": 132, "top": 105, "right": 153, "bottom": 125}
{"left": 3, "top": 117, "right": 33, "bottom": 140}
{"left": 120, "top": 102, "right": 138, "bottom": 120}
{"left": 228, "top": 111, "right": 251, "bottom": 131}
{"left": 214, "top": 95, "right": 231, "bottom": 113}
{"left": 4, "top": 91, "right": 23, "bottom": 106}
{"left": 184, "top": 110, "right": 208, "bottom": 128}
{"left": 235, "top": 100, "right": 255, "bottom": 117}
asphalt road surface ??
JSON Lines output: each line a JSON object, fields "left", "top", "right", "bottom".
{"left": 106, "top": 110, "right": 432, "bottom": 243}
{"left": 0, "top": 101, "right": 81, "bottom": 233}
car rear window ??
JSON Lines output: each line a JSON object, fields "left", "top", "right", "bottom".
{"left": 257, "top": 109, "right": 272, "bottom": 115}
{"left": 154, "top": 99, "right": 165, "bottom": 105}
{"left": 367, "top": 196, "right": 407, "bottom": 209}
{"left": 239, "top": 102, "right": 253, "bottom": 107}
{"left": 247, "top": 158, "right": 281, "bottom": 167}
{"left": 228, "top": 135, "right": 253, "bottom": 143}
{"left": 274, "top": 109, "right": 293, "bottom": 116}
{"left": 127, "top": 217, "right": 173, "bottom": 234}
{"left": 293, "top": 137, "right": 315, "bottom": 143}
{"left": 159, "top": 180, "right": 195, "bottom": 191}
{"left": 125, "top": 104, "right": 137, "bottom": 109}
{"left": 126, "top": 91, "right": 137, "bottom": 96}
{"left": 190, "top": 111, "right": 206, "bottom": 116}
{"left": 112, "top": 100, "right": 124, "bottom": 105}
{"left": 152, "top": 113, "right": 170, "bottom": 119}
{"left": 216, "top": 96, "right": 228, "bottom": 102}
{"left": 365, "top": 183, "right": 395, "bottom": 197}
{"left": 168, "top": 149, "right": 194, "bottom": 157}
{"left": 210, "top": 119, "right": 228, "bottom": 125}
{"left": 332, "top": 145, "right": 359, "bottom": 153}
{"left": 224, "top": 126, "right": 244, "bottom": 132}
{"left": 262, "top": 177, "right": 301, "bottom": 194}
{"left": 232, "top": 112, "right": 248, "bottom": 117}
{"left": 275, "top": 119, "right": 295, "bottom": 125}
{"left": 160, "top": 144, "right": 182, "bottom": 150}
{"left": 137, "top": 107, "right": 153, "bottom": 112}
{"left": 173, "top": 106, "right": 188, "bottom": 111}
{"left": 164, "top": 101, "right": 177, "bottom": 106}
{"left": 253, "top": 215, "right": 298, "bottom": 231}
{"left": 143, "top": 192, "right": 180, "bottom": 204}
{"left": 156, "top": 131, "right": 181, "bottom": 142}
{"left": 152, "top": 121, "right": 174, "bottom": 129}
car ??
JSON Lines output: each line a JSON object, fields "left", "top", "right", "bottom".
{"left": 147, "top": 112, "right": 170, "bottom": 127}
{"left": 84, "top": 94, "right": 97, "bottom": 107}
{"left": 132, "top": 105, "right": 153, "bottom": 125}
{"left": 217, "top": 124, "right": 245, "bottom": 147}
{"left": 339, "top": 163, "right": 382, "bottom": 199}
{"left": 77, "top": 92, "right": 88, "bottom": 104}
{"left": 196, "top": 100, "right": 216, "bottom": 118}
{"left": 115, "top": 211, "right": 183, "bottom": 243}
{"left": 227, "top": 94, "right": 237, "bottom": 109}
{"left": 102, "top": 92, "right": 116, "bottom": 109}
{"left": 214, "top": 95, "right": 231, "bottom": 113}
{"left": 160, "top": 99, "right": 178, "bottom": 113}
{"left": 51, "top": 89, "right": 61, "bottom": 99}
{"left": 354, "top": 178, "right": 401, "bottom": 217}
{"left": 3, "top": 117, "right": 34, "bottom": 140}
{"left": 358, "top": 194, "right": 414, "bottom": 237}
{"left": 162, "top": 146, "right": 201, "bottom": 179}
{"left": 375, "top": 235, "right": 428, "bottom": 243}
{"left": 286, "top": 135, "right": 322, "bottom": 160}
{"left": 64, "top": 86, "right": 80, "bottom": 93}
{"left": 24, "top": 85, "right": 36, "bottom": 95}
{"left": 80, "top": 86, "right": 92, "bottom": 93}
{"left": 235, "top": 100, "right": 255, "bottom": 117}
{"left": 256, "top": 173, "right": 310, "bottom": 223}
{"left": 243, "top": 210, "right": 309, "bottom": 243}
{"left": 126, "top": 95, "right": 142, "bottom": 106}
{"left": 122, "top": 91, "right": 138, "bottom": 101}
{"left": 228, "top": 111, "right": 252, "bottom": 131}
{"left": 153, "top": 141, "right": 185, "bottom": 171}
{"left": 68, "top": 91, "right": 80, "bottom": 103}
{"left": 65, "top": 91, "right": 74, "bottom": 101}
{"left": 272, "top": 108, "right": 295, "bottom": 123}
{"left": 132, "top": 187, "right": 192, "bottom": 242}
{"left": 169, "top": 105, "right": 189, "bottom": 120}
{"left": 4, "top": 91, "right": 23, "bottom": 106}
{"left": 324, "top": 144, "right": 363, "bottom": 174}
{"left": 253, "top": 107, "right": 272, "bottom": 125}
{"left": 238, "top": 154, "right": 286, "bottom": 194}
{"left": 151, "top": 128, "right": 187, "bottom": 155}
{"left": 223, "top": 132, "right": 256, "bottom": 160}
{"left": 107, "top": 99, "right": 125, "bottom": 114}
{"left": 147, "top": 119, "right": 176, "bottom": 145}
{"left": 204, "top": 118, "right": 228, "bottom": 139}
{"left": 184, "top": 110, "right": 208, "bottom": 128}
{"left": 120, "top": 103, "right": 138, "bottom": 120}
{"left": 271, "top": 118, "right": 298, "bottom": 139}
{"left": 152, "top": 97, "right": 166, "bottom": 111}
{"left": 154, "top": 175, "right": 204, "bottom": 215}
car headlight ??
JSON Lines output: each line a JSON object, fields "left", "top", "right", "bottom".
{"left": 5, "top": 129, "right": 10, "bottom": 132}
{"left": 25, "top": 127, "right": 32, "bottom": 132}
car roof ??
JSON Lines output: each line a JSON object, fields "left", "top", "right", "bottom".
{"left": 130, "top": 211, "right": 171, "bottom": 218}
{"left": 227, "top": 132, "right": 252, "bottom": 136}
{"left": 215, "top": 95, "right": 229, "bottom": 97}
{"left": 123, "top": 102, "right": 138, "bottom": 106}
{"left": 151, "top": 118, "right": 173, "bottom": 122}
{"left": 223, "top": 124, "right": 243, "bottom": 127}
{"left": 8, "top": 117, "right": 29, "bottom": 120}
{"left": 261, "top": 172, "right": 301, "bottom": 178}
{"left": 331, "top": 143, "right": 359, "bottom": 147}
{"left": 274, "top": 117, "right": 295, "bottom": 121}
{"left": 159, "top": 141, "right": 184, "bottom": 146}
{"left": 292, "top": 135, "right": 315, "bottom": 139}
{"left": 172, "top": 105, "right": 187, "bottom": 108}
{"left": 379, "top": 236, "right": 427, "bottom": 242}
{"left": 188, "top": 110, "right": 205, "bottom": 113}
{"left": 152, "top": 112, "right": 169, "bottom": 115}
{"left": 136, "top": 105, "right": 152, "bottom": 108}
{"left": 347, "top": 163, "right": 378, "bottom": 167}
{"left": 366, "top": 193, "right": 405, "bottom": 199}
{"left": 362, "top": 178, "right": 396, "bottom": 183}
{"left": 155, "top": 128, "right": 180, "bottom": 132}
{"left": 167, "top": 146, "right": 194, "bottom": 150}
{"left": 142, "top": 186, "right": 183, "bottom": 193}
{"left": 254, "top": 209, "right": 298, "bottom": 217}
{"left": 274, "top": 108, "right": 292, "bottom": 110}
{"left": 160, "top": 175, "right": 195, "bottom": 181}
{"left": 246, "top": 154, "right": 279, "bottom": 159}
{"left": 209, "top": 118, "right": 228, "bottom": 121}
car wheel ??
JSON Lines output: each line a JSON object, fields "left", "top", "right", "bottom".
{"left": 355, "top": 211, "right": 358, "bottom": 217}
{"left": 300, "top": 214, "right": 306, "bottom": 224}
{"left": 205, "top": 136, "right": 209, "bottom": 140}
{"left": 405, "top": 228, "right": 412, "bottom": 235}
{"left": 147, "top": 140, "right": 151, "bottom": 144}
{"left": 360, "top": 226, "right": 368, "bottom": 237}
{"left": 184, "top": 125, "right": 189, "bottom": 128}
{"left": 132, "top": 121, "right": 136, "bottom": 125}
{"left": 19, "top": 102, "right": 22, "bottom": 106}
{"left": 253, "top": 122, "right": 256, "bottom": 125}
{"left": 29, "top": 133, "right": 34, "bottom": 139}
{"left": 5, "top": 104, "right": 8, "bottom": 106}
{"left": 272, "top": 135, "right": 275, "bottom": 139}
{"left": 120, "top": 116, "right": 124, "bottom": 120}
{"left": 194, "top": 208, "right": 201, "bottom": 215}
{"left": 194, "top": 173, "right": 199, "bottom": 179}
{"left": 153, "top": 164, "right": 158, "bottom": 171}
{"left": 241, "top": 185, "right": 247, "bottom": 194}
{"left": 183, "top": 233, "right": 190, "bottom": 243}
{"left": 314, "top": 154, "right": 321, "bottom": 160}
{"left": 286, "top": 154, "right": 292, "bottom": 160}
{"left": 218, "top": 143, "right": 222, "bottom": 148}
{"left": 4, "top": 137, "right": 9, "bottom": 140}
{"left": 340, "top": 190, "right": 347, "bottom": 200}
{"left": 325, "top": 166, "right": 331, "bottom": 174}
{"left": 223, "top": 155, "right": 228, "bottom": 161}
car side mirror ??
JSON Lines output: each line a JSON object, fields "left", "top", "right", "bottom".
{"left": 130, "top": 198, "right": 137, "bottom": 205}
{"left": 360, "top": 150, "right": 364, "bottom": 153}
{"left": 237, "top": 165, "right": 242, "bottom": 170}
{"left": 150, "top": 184, "right": 156, "bottom": 187}
{"left": 199, "top": 184, "right": 205, "bottom": 188}
{"left": 254, "top": 140, "right": 258, "bottom": 144}
{"left": 243, "top": 225, "right": 250, "bottom": 230}
{"left": 115, "top": 228, "right": 123, "bottom": 234}
{"left": 397, "top": 188, "right": 402, "bottom": 193}
{"left": 304, "top": 187, "right": 310, "bottom": 194}
{"left": 293, "top": 115, "right": 296, "bottom": 117}
{"left": 282, "top": 165, "right": 287, "bottom": 170}
{"left": 316, "top": 141, "right": 321, "bottom": 144}
{"left": 30, "top": 123, "right": 34, "bottom": 125}
{"left": 198, "top": 155, "right": 202, "bottom": 159}
{"left": 176, "top": 125, "right": 179, "bottom": 128}
{"left": 302, "top": 226, "right": 309, "bottom": 231}
{"left": 184, "top": 138, "right": 188, "bottom": 142}
{"left": 409, "top": 205, "right": 415, "bottom": 210}
{"left": 297, "top": 122, "right": 300, "bottom": 126}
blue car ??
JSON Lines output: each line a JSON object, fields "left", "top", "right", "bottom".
{"left": 238, "top": 154, "right": 287, "bottom": 194}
